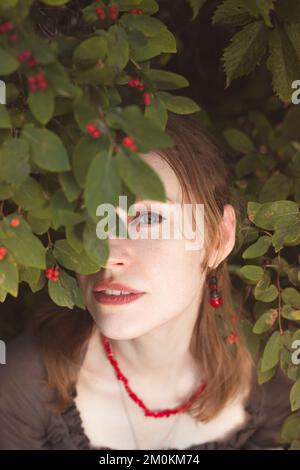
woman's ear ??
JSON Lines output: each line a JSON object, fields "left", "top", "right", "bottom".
{"left": 208, "top": 204, "right": 237, "bottom": 269}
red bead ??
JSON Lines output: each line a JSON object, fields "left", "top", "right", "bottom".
{"left": 209, "top": 283, "right": 217, "bottom": 290}
{"left": 100, "top": 333, "right": 207, "bottom": 419}
{"left": 210, "top": 297, "right": 222, "bottom": 307}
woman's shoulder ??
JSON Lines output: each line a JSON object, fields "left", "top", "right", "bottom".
{"left": 0, "top": 326, "right": 46, "bottom": 387}
{"left": 0, "top": 326, "right": 53, "bottom": 421}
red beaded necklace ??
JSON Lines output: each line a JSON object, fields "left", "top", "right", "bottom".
{"left": 100, "top": 333, "right": 207, "bottom": 418}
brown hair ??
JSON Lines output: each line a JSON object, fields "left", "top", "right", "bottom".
{"left": 32, "top": 112, "right": 255, "bottom": 421}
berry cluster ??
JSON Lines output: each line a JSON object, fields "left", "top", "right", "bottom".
{"left": 128, "top": 79, "right": 152, "bottom": 106}
{"left": 208, "top": 275, "right": 222, "bottom": 308}
{"left": 95, "top": 4, "right": 118, "bottom": 22}
{"left": 0, "top": 20, "right": 18, "bottom": 42}
{"left": 45, "top": 267, "right": 60, "bottom": 282}
{"left": 0, "top": 246, "right": 7, "bottom": 261}
{"left": 17, "top": 48, "right": 48, "bottom": 92}
{"left": 130, "top": 8, "right": 144, "bottom": 15}
{"left": 122, "top": 136, "right": 138, "bottom": 152}
{"left": 86, "top": 122, "right": 102, "bottom": 139}
{"left": 27, "top": 72, "right": 49, "bottom": 92}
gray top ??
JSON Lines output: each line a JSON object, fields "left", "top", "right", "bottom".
{"left": 0, "top": 327, "right": 293, "bottom": 450}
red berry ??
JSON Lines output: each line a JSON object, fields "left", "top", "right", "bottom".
{"left": 92, "top": 129, "right": 101, "bottom": 139}
{"left": 39, "top": 80, "right": 49, "bottom": 90}
{"left": 87, "top": 122, "right": 96, "bottom": 134}
{"left": 96, "top": 7, "right": 106, "bottom": 20}
{"left": 45, "top": 268, "right": 54, "bottom": 280}
{"left": 51, "top": 268, "right": 60, "bottom": 281}
{"left": 143, "top": 92, "right": 152, "bottom": 106}
{"left": 122, "top": 136, "right": 138, "bottom": 152}
{"left": 130, "top": 8, "right": 143, "bottom": 15}
{"left": 108, "top": 5, "right": 118, "bottom": 21}
{"left": 28, "top": 58, "right": 38, "bottom": 68}
{"left": 0, "top": 246, "right": 7, "bottom": 260}
{"left": 8, "top": 34, "right": 18, "bottom": 42}
{"left": 18, "top": 49, "right": 31, "bottom": 62}
{"left": 10, "top": 217, "right": 20, "bottom": 228}
{"left": 226, "top": 332, "right": 238, "bottom": 345}
{"left": 0, "top": 21, "right": 14, "bottom": 33}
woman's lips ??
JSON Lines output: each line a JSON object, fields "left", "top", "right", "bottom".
{"left": 93, "top": 291, "right": 145, "bottom": 305}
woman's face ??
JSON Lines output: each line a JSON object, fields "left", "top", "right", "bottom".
{"left": 76, "top": 152, "right": 208, "bottom": 339}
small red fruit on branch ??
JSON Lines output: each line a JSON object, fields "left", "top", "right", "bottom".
{"left": 86, "top": 122, "right": 101, "bottom": 139}
{"left": 122, "top": 136, "right": 138, "bottom": 152}
{"left": 45, "top": 268, "right": 60, "bottom": 282}
{"left": 0, "top": 246, "right": 8, "bottom": 261}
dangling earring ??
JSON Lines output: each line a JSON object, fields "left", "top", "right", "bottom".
{"left": 208, "top": 274, "right": 222, "bottom": 308}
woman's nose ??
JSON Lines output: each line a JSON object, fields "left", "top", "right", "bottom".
{"left": 103, "top": 238, "right": 131, "bottom": 269}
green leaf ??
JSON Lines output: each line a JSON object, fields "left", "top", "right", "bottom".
{"left": 113, "top": 105, "right": 174, "bottom": 151}
{"left": 290, "top": 377, "right": 300, "bottom": 412}
{"left": 145, "top": 94, "right": 168, "bottom": 129}
{"left": 282, "top": 305, "right": 300, "bottom": 321}
{"left": 117, "top": 150, "right": 166, "bottom": 202}
{"left": 84, "top": 150, "right": 122, "bottom": 223}
{"left": 212, "top": 0, "right": 253, "bottom": 27}
{"left": 53, "top": 239, "right": 101, "bottom": 275}
{"left": 73, "top": 36, "right": 107, "bottom": 67}
{"left": 72, "top": 137, "right": 109, "bottom": 188}
{"left": 242, "top": 235, "right": 271, "bottom": 258}
{"left": 267, "top": 26, "right": 300, "bottom": 102}
{"left": 58, "top": 172, "right": 81, "bottom": 202}
{"left": 252, "top": 200, "right": 299, "bottom": 230}
{"left": 0, "top": 47, "right": 19, "bottom": 75}
{"left": 157, "top": 92, "right": 200, "bottom": 114}
{"left": 19, "top": 266, "right": 45, "bottom": 293}
{"left": 65, "top": 224, "right": 84, "bottom": 254}
{"left": 148, "top": 70, "right": 189, "bottom": 90}
{"left": 223, "top": 20, "right": 267, "bottom": 87}
{"left": 282, "top": 288, "right": 300, "bottom": 309}
{"left": 48, "top": 268, "right": 85, "bottom": 309}
{"left": 13, "top": 176, "right": 47, "bottom": 210}
{"left": 240, "top": 265, "right": 264, "bottom": 282}
{"left": 1, "top": 216, "right": 46, "bottom": 269}
{"left": 253, "top": 309, "right": 278, "bottom": 334}
{"left": 257, "top": 357, "right": 277, "bottom": 384}
{"left": 28, "top": 89, "right": 55, "bottom": 125}
{"left": 254, "top": 283, "right": 278, "bottom": 303}
{"left": 261, "top": 330, "right": 282, "bottom": 372}
{"left": 0, "top": 138, "right": 30, "bottom": 188}
{"left": 23, "top": 127, "right": 70, "bottom": 172}
{"left": 0, "top": 106, "right": 11, "bottom": 129}
{"left": 0, "top": 252, "right": 18, "bottom": 297}
{"left": 223, "top": 128, "right": 255, "bottom": 154}
{"left": 188, "top": 0, "right": 207, "bottom": 20}
{"left": 83, "top": 220, "right": 109, "bottom": 266}
{"left": 259, "top": 173, "right": 293, "bottom": 203}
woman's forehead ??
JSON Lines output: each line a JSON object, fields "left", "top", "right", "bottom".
{"left": 139, "top": 152, "right": 183, "bottom": 204}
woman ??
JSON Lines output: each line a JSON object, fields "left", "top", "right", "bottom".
{"left": 0, "top": 113, "right": 292, "bottom": 450}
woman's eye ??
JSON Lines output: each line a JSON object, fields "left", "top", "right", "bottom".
{"left": 132, "top": 211, "right": 165, "bottom": 225}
